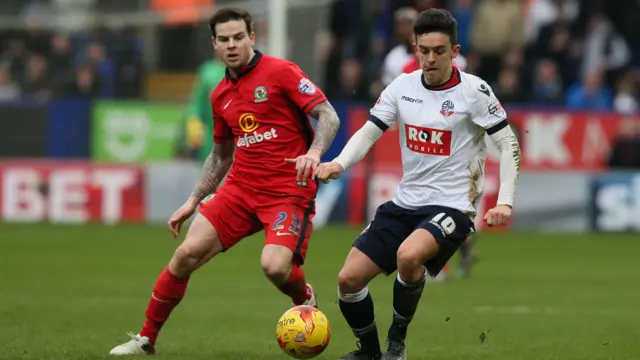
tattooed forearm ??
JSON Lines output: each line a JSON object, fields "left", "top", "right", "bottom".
{"left": 191, "top": 140, "right": 235, "bottom": 201}
{"left": 307, "top": 100, "right": 340, "bottom": 155}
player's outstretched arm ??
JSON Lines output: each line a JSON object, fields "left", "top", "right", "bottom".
{"left": 286, "top": 100, "right": 340, "bottom": 182}
{"left": 167, "top": 140, "right": 235, "bottom": 237}
{"left": 315, "top": 121, "right": 384, "bottom": 182}
{"left": 484, "top": 125, "right": 521, "bottom": 226}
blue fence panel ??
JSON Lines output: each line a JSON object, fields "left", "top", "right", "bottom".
{"left": 47, "top": 98, "right": 92, "bottom": 159}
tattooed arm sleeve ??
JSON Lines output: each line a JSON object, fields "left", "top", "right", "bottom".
{"left": 306, "top": 100, "right": 340, "bottom": 156}
{"left": 190, "top": 139, "right": 235, "bottom": 201}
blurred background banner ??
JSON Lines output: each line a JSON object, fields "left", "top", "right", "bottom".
{"left": 91, "top": 101, "right": 183, "bottom": 163}
{"left": 0, "top": 0, "right": 638, "bottom": 233}
{"left": 0, "top": 160, "right": 145, "bottom": 223}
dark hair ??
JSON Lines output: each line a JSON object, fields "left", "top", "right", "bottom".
{"left": 209, "top": 7, "right": 253, "bottom": 37}
{"left": 413, "top": 9, "right": 457, "bottom": 46}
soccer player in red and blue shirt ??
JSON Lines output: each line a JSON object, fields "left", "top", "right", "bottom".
{"left": 109, "top": 7, "right": 340, "bottom": 356}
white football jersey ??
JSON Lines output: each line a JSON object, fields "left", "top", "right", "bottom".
{"left": 370, "top": 68, "right": 508, "bottom": 217}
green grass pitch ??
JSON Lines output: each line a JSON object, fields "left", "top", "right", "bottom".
{"left": 1, "top": 223, "right": 639, "bottom": 359}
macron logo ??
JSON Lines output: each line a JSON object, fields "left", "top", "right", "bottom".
{"left": 401, "top": 96, "right": 423, "bottom": 104}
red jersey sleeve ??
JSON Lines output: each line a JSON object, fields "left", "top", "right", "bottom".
{"left": 278, "top": 61, "right": 327, "bottom": 113}
{"left": 212, "top": 110, "right": 233, "bottom": 144}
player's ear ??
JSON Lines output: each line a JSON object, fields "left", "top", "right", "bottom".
{"left": 211, "top": 36, "right": 218, "bottom": 50}
{"left": 451, "top": 44, "right": 461, "bottom": 60}
{"left": 412, "top": 41, "right": 418, "bottom": 55}
{"left": 249, "top": 32, "right": 256, "bottom": 46}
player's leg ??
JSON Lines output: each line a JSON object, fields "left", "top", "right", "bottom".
{"left": 338, "top": 201, "right": 413, "bottom": 360}
{"left": 336, "top": 247, "right": 384, "bottom": 360}
{"left": 458, "top": 234, "right": 478, "bottom": 278}
{"left": 110, "top": 188, "right": 260, "bottom": 356}
{"left": 383, "top": 207, "right": 473, "bottom": 360}
{"left": 259, "top": 200, "right": 316, "bottom": 306}
{"left": 109, "top": 213, "right": 223, "bottom": 355}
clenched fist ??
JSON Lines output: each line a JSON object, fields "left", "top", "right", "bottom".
{"left": 483, "top": 204, "right": 512, "bottom": 227}
{"left": 314, "top": 162, "right": 345, "bottom": 184}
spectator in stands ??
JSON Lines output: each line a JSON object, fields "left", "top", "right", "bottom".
{"left": 608, "top": 118, "right": 640, "bottom": 169}
{"left": 22, "top": 54, "right": 51, "bottom": 102}
{"left": 493, "top": 66, "right": 526, "bottom": 104}
{"left": 581, "top": 12, "right": 631, "bottom": 89}
{"left": 470, "top": 0, "right": 525, "bottom": 83}
{"left": 533, "top": 3, "right": 579, "bottom": 89}
{"left": 524, "top": 0, "right": 579, "bottom": 46}
{"left": 449, "top": 0, "right": 473, "bottom": 55}
{"left": 49, "top": 33, "right": 74, "bottom": 96}
{"left": 530, "top": 58, "right": 563, "bottom": 104}
{"left": 67, "top": 66, "right": 100, "bottom": 98}
{"left": 0, "top": 65, "right": 20, "bottom": 101}
{"left": 381, "top": 7, "right": 418, "bottom": 86}
{"left": 613, "top": 71, "right": 639, "bottom": 115}
{"left": 0, "top": 37, "right": 28, "bottom": 85}
{"left": 98, "top": 21, "right": 143, "bottom": 98}
{"left": 85, "top": 41, "right": 115, "bottom": 98}
{"left": 565, "top": 70, "right": 613, "bottom": 110}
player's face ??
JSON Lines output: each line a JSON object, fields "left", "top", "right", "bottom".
{"left": 414, "top": 32, "right": 460, "bottom": 85}
{"left": 212, "top": 20, "right": 256, "bottom": 68}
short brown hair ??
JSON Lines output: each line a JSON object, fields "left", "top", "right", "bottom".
{"left": 208, "top": 7, "right": 253, "bottom": 37}
{"left": 413, "top": 9, "right": 457, "bottom": 46}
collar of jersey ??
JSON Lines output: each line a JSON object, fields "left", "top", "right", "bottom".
{"left": 225, "top": 50, "right": 263, "bottom": 82}
{"left": 421, "top": 67, "right": 461, "bottom": 91}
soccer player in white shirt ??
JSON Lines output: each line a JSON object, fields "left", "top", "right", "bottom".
{"left": 314, "top": 9, "right": 521, "bottom": 360}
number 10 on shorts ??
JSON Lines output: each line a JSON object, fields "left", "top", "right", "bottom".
{"left": 430, "top": 212, "right": 456, "bottom": 235}
{"left": 272, "top": 211, "right": 301, "bottom": 236}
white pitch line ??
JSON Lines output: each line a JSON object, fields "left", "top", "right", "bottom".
{"left": 472, "top": 305, "right": 620, "bottom": 317}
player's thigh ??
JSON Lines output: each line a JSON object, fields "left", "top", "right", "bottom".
{"left": 198, "top": 186, "right": 262, "bottom": 252}
{"left": 337, "top": 246, "right": 383, "bottom": 294}
{"left": 258, "top": 198, "right": 315, "bottom": 266}
{"left": 350, "top": 201, "right": 415, "bottom": 278}
{"left": 399, "top": 206, "right": 474, "bottom": 277}
{"left": 170, "top": 212, "right": 223, "bottom": 273}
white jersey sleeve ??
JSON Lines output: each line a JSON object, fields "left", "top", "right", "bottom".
{"left": 468, "top": 81, "right": 508, "bottom": 134}
{"left": 369, "top": 76, "right": 401, "bottom": 131}
{"left": 467, "top": 77, "right": 521, "bottom": 207}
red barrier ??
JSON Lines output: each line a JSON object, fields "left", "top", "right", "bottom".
{"left": 0, "top": 161, "right": 145, "bottom": 224}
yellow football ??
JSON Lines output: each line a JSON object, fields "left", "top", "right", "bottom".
{"left": 276, "top": 305, "right": 331, "bottom": 359}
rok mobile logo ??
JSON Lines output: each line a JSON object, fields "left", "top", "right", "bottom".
{"left": 405, "top": 124, "right": 452, "bottom": 156}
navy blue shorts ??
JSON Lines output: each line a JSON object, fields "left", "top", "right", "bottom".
{"left": 353, "top": 201, "right": 475, "bottom": 277}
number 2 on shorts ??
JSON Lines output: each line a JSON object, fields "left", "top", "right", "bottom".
{"left": 272, "top": 212, "right": 301, "bottom": 235}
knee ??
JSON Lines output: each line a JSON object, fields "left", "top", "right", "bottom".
{"left": 337, "top": 268, "right": 366, "bottom": 294}
{"left": 171, "top": 245, "right": 204, "bottom": 275}
{"left": 261, "top": 258, "right": 291, "bottom": 284}
{"left": 397, "top": 247, "right": 422, "bottom": 268}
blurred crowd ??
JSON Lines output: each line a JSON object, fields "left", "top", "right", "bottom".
{"left": 321, "top": 0, "right": 640, "bottom": 115}
{"left": 0, "top": 21, "right": 142, "bottom": 102}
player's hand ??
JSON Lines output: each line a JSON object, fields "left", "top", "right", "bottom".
{"left": 284, "top": 151, "right": 321, "bottom": 183}
{"left": 168, "top": 198, "right": 198, "bottom": 238}
{"left": 483, "top": 204, "right": 512, "bottom": 227}
{"left": 314, "top": 162, "right": 345, "bottom": 184}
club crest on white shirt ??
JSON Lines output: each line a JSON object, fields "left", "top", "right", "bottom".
{"left": 440, "top": 100, "right": 455, "bottom": 117}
